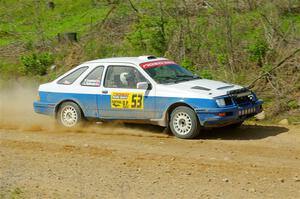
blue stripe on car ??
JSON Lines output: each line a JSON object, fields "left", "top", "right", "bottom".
{"left": 33, "top": 91, "right": 263, "bottom": 126}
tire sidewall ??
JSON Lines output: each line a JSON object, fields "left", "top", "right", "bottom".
{"left": 57, "top": 102, "right": 82, "bottom": 128}
{"left": 169, "top": 106, "right": 200, "bottom": 139}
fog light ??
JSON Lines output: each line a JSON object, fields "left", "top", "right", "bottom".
{"left": 218, "top": 112, "right": 226, "bottom": 117}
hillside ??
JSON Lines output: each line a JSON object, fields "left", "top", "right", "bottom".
{"left": 0, "top": 0, "right": 300, "bottom": 123}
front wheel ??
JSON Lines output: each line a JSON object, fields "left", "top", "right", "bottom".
{"left": 169, "top": 106, "right": 200, "bottom": 139}
{"left": 57, "top": 102, "right": 83, "bottom": 128}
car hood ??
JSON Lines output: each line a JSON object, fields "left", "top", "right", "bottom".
{"left": 160, "top": 79, "right": 244, "bottom": 98}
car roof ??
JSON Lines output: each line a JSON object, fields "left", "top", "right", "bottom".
{"left": 83, "top": 56, "right": 168, "bottom": 66}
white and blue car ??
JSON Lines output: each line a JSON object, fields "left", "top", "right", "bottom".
{"left": 34, "top": 56, "right": 263, "bottom": 139}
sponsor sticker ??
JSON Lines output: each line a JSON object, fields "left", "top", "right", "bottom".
{"left": 139, "top": 60, "right": 177, "bottom": 69}
{"left": 82, "top": 79, "right": 101, "bottom": 86}
{"left": 111, "top": 92, "right": 144, "bottom": 109}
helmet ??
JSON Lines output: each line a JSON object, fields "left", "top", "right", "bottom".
{"left": 120, "top": 72, "right": 129, "bottom": 85}
{"left": 120, "top": 70, "right": 135, "bottom": 87}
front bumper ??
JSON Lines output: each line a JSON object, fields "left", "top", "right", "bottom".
{"left": 195, "top": 100, "right": 263, "bottom": 127}
{"left": 33, "top": 101, "right": 55, "bottom": 116}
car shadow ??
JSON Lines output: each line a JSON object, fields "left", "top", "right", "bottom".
{"left": 123, "top": 123, "right": 166, "bottom": 134}
{"left": 123, "top": 123, "right": 289, "bottom": 141}
{"left": 200, "top": 125, "right": 289, "bottom": 140}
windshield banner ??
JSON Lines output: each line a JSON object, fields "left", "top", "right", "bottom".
{"left": 139, "top": 60, "right": 177, "bottom": 69}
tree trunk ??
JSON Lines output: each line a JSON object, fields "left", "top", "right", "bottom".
{"left": 47, "top": 1, "right": 55, "bottom": 10}
{"left": 57, "top": 32, "right": 78, "bottom": 43}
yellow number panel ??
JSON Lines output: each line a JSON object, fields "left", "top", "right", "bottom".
{"left": 111, "top": 92, "right": 144, "bottom": 109}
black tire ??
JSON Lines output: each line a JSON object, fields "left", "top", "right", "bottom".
{"left": 57, "top": 102, "right": 83, "bottom": 128}
{"left": 163, "top": 126, "right": 172, "bottom": 135}
{"left": 225, "top": 121, "right": 244, "bottom": 129}
{"left": 169, "top": 106, "right": 200, "bottom": 139}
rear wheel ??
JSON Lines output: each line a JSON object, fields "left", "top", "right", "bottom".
{"left": 169, "top": 106, "right": 200, "bottom": 139}
{"left": 57, "top": 102, "right": 83, "bottom": 128}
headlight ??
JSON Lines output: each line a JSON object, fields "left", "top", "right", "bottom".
{"left": 216, "top": 98, "right": 226, "bottom": 107}
{"left": 36, "top": 94, "right": 40, "bottom": 101}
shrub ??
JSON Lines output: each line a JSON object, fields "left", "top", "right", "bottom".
{"left": 248, "top": 39, "right": 269, "bottom": 67}
{"left": 288, "top": 100, "right": 299, "bottom": 110}
{"left": 200, "top": 69, "right": 213, "bottom": 79}
{"left": 0, "top": 61, "right": 24, "bottom": 76}
{"left": 180, "top": 58, "right": 196, "bottom": 72}
{"left": 21, "top": 52, "right": 54, "bottom": 76}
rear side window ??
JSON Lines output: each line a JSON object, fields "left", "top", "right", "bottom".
{"left": 81, "top": 66, "right": 104, "bottom": 87}
{"left": 57, "top": 67, "right": 88, "bottom": 85}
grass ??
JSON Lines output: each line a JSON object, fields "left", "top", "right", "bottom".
{"left": 281, "top": 13, "right": 300, "bottom": 34}
{"left": 0, "top": 0, "right": 111, "bottom": 46}
{"left": 0, "top": 0, "right": 299, "bottom": 123}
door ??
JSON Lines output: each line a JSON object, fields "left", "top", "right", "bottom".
{"left": 99, "top": 65, "right": 155, "bottom": 119}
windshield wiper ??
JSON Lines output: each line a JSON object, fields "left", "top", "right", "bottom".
{"left": 157, "top": 76, "right": 177, "bottom": 80}
{"left": 156, "top": 76, "right": 177, "bottom": 84}
{"left": 176, "top": 74, "right": 200, "bottom": 79}
{"left": 157, "top": 75, "right": 200, "bottom": 84}
{"left": 174, "top": 74, "right": 200, "bottom": 83}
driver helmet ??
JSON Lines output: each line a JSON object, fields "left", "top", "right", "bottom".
{"left": 120, "top": 72, "right": 134, "bottom": 85}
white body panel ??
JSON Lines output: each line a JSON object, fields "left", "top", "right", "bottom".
{"left": 39, "top": 58, "right": 242, "bottom": 100}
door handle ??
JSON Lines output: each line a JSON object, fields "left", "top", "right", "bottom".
{"left": 102, "top": 90, "right": 108, "bottom": 94}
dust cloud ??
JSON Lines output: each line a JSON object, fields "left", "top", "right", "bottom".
{"left": 0, "top": 83, "right": 167, "bottom": 137}
{"left": 0, "top": 84, "right": 54, "bottom": 132}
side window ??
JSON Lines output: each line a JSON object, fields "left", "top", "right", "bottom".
{"left": 58, "top": 67, "right": 88, "bottom": 85}
{"left": 104, "top": 66, "right": 147, "bottom": 89}
{"left": 81, "top": 66, "right": 104, "bottom": 87}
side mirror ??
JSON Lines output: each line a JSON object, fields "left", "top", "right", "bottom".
{"left": 193, "top": 74, "right": 200, "bottom": 79}
{"left": 137, "top": 82, "right": 151, "bottom": 90}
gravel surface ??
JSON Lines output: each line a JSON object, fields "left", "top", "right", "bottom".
{"left": 1, "top": 124, "right": 300, "bottom": 199}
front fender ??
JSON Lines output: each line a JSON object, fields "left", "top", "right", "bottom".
{"left": 152, "top": 96, "right": 216, "bottom": 126}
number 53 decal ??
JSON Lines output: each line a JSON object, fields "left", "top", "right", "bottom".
{"left": 111, "top": 92, "right": 144, "bottom": 109}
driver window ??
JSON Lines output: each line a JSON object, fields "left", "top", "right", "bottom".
{"left": 104, "top": 66, "right": 147, "bottom": 89}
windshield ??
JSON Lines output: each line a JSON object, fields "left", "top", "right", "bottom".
{"left": 143, "top": 64, "right": 200, "bottom": 84}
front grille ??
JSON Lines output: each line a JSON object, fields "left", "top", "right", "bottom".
{"left": 224, "top": 97, "right": 233, "bottom": 106}
{"left": 227, "top": 88, "right": 255, "bottom": 106}
{"left": 234, "top": 95, "right": 253, "bottom": 105}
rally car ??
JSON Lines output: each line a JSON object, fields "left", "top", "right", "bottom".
{"left": 33, "top": 56, "right": 263, "bottom": 139}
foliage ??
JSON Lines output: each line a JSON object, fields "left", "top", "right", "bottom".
{"left": 200, "top": 69, "right": 214, "bottom": 80}
{"left": 20, "top": 52, "right": 54, "bottom": 76}
{"left": 288, "top": 100, "right": 299, "bottom": 110}
{"left": 248, "top": 39, "right": 269, "bottom": 66}
{"left": 0, "top": 61, "right": 24, "bottom": 76}
{"left": 127, "top": 15, "right": 171, "bottom": 56}
{"left": 180, "top": 58, "right": 196, "bottom": 72}
{"left": 1, "top": 0, "right": 300, "bottom": 120}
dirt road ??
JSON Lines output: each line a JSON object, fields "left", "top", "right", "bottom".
{"left": 1, "top": 123, "right": 300, "bottom": 199}
{"left": 0, "top": 86, "right": 300, "bottom": 198}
